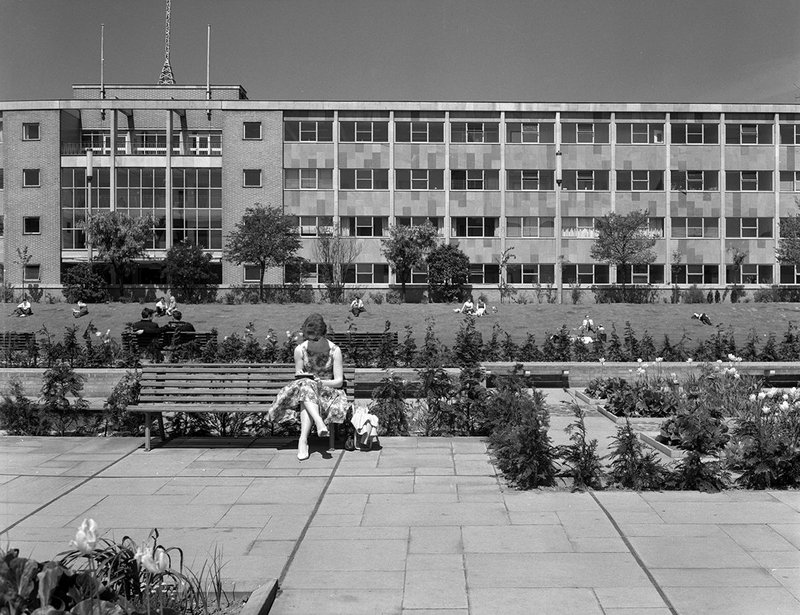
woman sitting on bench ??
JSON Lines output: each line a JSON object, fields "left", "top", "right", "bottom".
{"left": 268, "top": 313, "right": 349, "bottom": 461}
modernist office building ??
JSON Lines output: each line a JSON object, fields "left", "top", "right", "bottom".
{"left": 2, "top": 81, "right": 800, "bottom": 300}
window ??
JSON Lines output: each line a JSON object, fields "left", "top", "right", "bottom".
{"left": 284, "top": 120, "right": 333, "bottom": 142}
{"left": 296, "top": 215, "right": 333, "bottom": 236}
{"left": 507, "top": 263, "right": 555, "bottom": 285}
{"left": 285, "top": 260, "right": 320, "bottom": 284}
{"left": 507, "top": 170, "right": 555, "bottom": 190}
{"left": 670, "top": 171, "right": 718, "bottom": 191}
{"left": 562, "top": 264, "right": 609, "bottom": 285}
{"left": 243, "top": 169, "right": 262, "bottom": 187}
{"left": 172, "top": 168, "right": 222, "bottom": 250}
{"left": 172, "top": 131, "right": 222, "bottom": 156}
{"left": 395, "top": 217, "right": 443, "bottom": 234}
{"left": 451, "top": 217, "right": 500, "bottom": 238}
{"left": 561, "top": 217, "right": 597, "bottom": 238}
{"left": 343, "top": 263, "right": 389, "bottom": 284}
{"left": 284, "top": 168, "right": 333, "bottom": 190}
{"left": 81, "top": 130, "right": 112, "bottom": 154}
{"left": 560, "top": 170, "right": 609, "bottom": 191}
{"left": 243, "top": 122, "right": 262, "bottom": 140}
{"left": 780, "top": 265, "right": 800, "bottom": 284}
{"left": 672, "top": 264, "right": 718, "bottom": 284}
{"left": 780, "top": 171, "right": 800, "bottom": 191}
{"left": 506, "top": 122, "right": 555, "bottom": 143}
{"left": 725, "top": 123, "right": 772, "bottom": 145}
{"left": 725, "top": 171, "right": 773, "bottom": 191}
{"left": 243, "top": 265, "right": 261, "bottom": 283}
{"left": 23, "top": 216, "right": 40, "bottom": 234}
{"left": 671, "top": 123, "right": 719, "bottom": 144}
{"left": 727, "top": 264, "right": 772, "bottom": 284}
{"left": 671, "top": 217, "right": 719, "bottom": 238}
{"left": 339, "top": 121, "right": 389, "bottom": 143}
{"left": 395, "top": 121, "right": 444, "bottom": 143}
{"left": 22, "top": 122, "right": 40, "bottom": 140}
{"left": 617, "top": 264, "right": 665, "bottom": 284}
{"left": 395, "top": 169, "right": 445, "bottom": 190}
{"left": 341, "top": 216, "right": 388, "bottom": 237}
{"left": 23, "top": 265, "right": 40, "bottom": 282}
{"left": 23, "top": 168, "right": 40, "bottom": 187}
{"left": 506, "top": 216, "right": 555, "bottom": 238}
{"left": 469, "top": 264, "right": 500, "bottom": 284}
{"left": 779, "top": 124, "right": 800, "bottom": 145}
{"left": 561, "top": 122, "right": 610, "bottom": 144}
{"left": 725, "top": 217, "right": 772, "bottom": 238}
{"left": 450, "top": 170, "right": 500, "bottom": 190}
{"left": 616, "top": 123, "right": 664, "bottom": 144}
{"left": 616, "top": 170, "right": 664, "bottom": 191}
{"left": 340, "top": 169, "right": 389, "bottom": 190}
{"left": 451, "top": 122, "right": 499, "bottom": 143}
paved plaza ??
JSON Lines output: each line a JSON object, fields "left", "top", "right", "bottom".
{"left": 1, "top": 391, "right": 798, "bottom": 615}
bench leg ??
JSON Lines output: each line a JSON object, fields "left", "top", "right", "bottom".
{"left": 144, "top": 412, "right": 152, "bottom": 452}
{"left": 329, "top": 424, "right": 335, "bottom": 450}
{"left": 157, "top": 414, "right": 166, "bottom": 442}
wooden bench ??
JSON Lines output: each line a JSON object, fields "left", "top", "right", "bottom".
{"left": 129, "top": 363, "right": 356, "bottom": 451}
{"left": 483, "top": 364, "right": 570, "bottom": 389}
{"left": 121, "top": 330, "right": 217, "bottom": 354}
{"left": 328, "top": 332, "right": 399, "bottom": 354}
{"left": 0, "top": 332, "right": 38, "bottom": 354}
{"left": 763, "top": 368, "right": 800, "bottom": 388}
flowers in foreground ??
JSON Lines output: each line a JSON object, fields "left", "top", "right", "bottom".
{"left": 70, "top": 518, "right": 98, "bottom": 554}
{"left": 135, "top": 545, "right": 170, "bottom": 574}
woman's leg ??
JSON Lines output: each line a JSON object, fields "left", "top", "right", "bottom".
{"left": 297, "top": 410, "right": 312, "bottom": 460}
{"left": 302, "top": 400, "right": 329, "bottom": 436}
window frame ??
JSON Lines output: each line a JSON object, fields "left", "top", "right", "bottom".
{"left": 243, "top": 264, "right": 262, "bottom": 283}
{"left": 506, "top": 263, "right": 556, "bottom": 285}
{"left": 726, "top": 264, "right": 773, "bottom": 285}
{"left": 506, "top": 121, "right": 555, "bottom": 144}
{"left": 242, "top": 121, "right": 262, "bottom": 140}
{"left": 670, "top": 217, "right": 719, "bottom": 239}
{"left": 616, "top": 122, "right": 664, "bottom": 144}
{"left": 451, "top": 216, "right": 500, "bottom": 238}
{"left": 616, "top": 170, "right": 664, "bottom": 191}
{"left": 395, "top": 169, "right": 445, "bottom": 190}
{"left": 340, "top": 168, "right": 390, "bottom": 190}
{"left": 616, "top": 264, "right": 665, "bottom": 284}
{"left": 561, "top": 263, "right": 610, "bottom": 285}
{"left": 242, "top": 169, "right": 262, "bottom": 188}
{"left": 450, "top": 122, "right": 500, "bottom": 143}
{"left": 671, "top": 123, "right": 719, "bottom": 145}
{"left": 339, "top": 120, "right": 389, "bottom": 143}
{"left": 450, "top": 169, "right": 500, "bottom": 191}
{"left": 725, "top": 170, "right": 773, "bottom": 191}
{"left": 22, "top": 122, "right": 40, "bottom": 141}
{"left": 22, "top": 168, "right": 41, "bottom": 188}
{"left": 23, "top": 264, "right": 41, "bottom": 283}
{"left": 23, "top": 216, "right": 41, "bottom": 235}
{"left": 507, "top": 169, "right": 555, "bottom": 191}
{"left": 283, "top": 120, "right": 334, "bottom": 143}
{"left": 672, "top": 264, "right": 719, "bottom": 285}
{"left": 561, "top": 169, "right": 609, "bottom": 191}
{"left": 506, "top": 216, "right": 555, "bottom": 238}
{"left": 671, "top": 170, "right": 719, "bottom": 192}
{"left": 725, "top": 217, "right": 773, "bottom": 239}
{"left": 394, "top": 121, "right": 444, "bottom": 143}
{"left": 284, "top": 168, "right": 333, "bottom": 190}
{"left": 469, "top": 263, "right": 500, "bottom": 285}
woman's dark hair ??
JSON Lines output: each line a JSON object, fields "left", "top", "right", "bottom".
{"left": 302, "top": 313, "right": 327, "bottom": 340}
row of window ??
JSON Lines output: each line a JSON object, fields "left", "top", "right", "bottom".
{"left": 277, "top": 168, "right": 792, "bottom": 191}
{"left": 264, "top": 119, "right": 800, "bottom": 145}
{"left": 281, "top": 215, "right": 781, "bottom": 239}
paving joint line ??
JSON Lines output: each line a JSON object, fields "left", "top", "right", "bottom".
{"left": 0, "top": 443, "right": 142, "bottom": 536}
{"left": 275, "top": 447, "right": 346, "bottom": 588}
{"left": 588, "top": 490, "right": 679, "bottom": 615}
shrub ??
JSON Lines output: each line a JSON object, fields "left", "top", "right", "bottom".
{"left": 487, "top": 371, "right": 557, "bottom": 489}
{"left": 607, "top": 420, "right": 669, "bottom": 490}
{"left": 569, "top": 284, "right": 583, "bottom": 304}
{"left": 369, "top": 291, "right": 385, "bottom": 305}
{"left": 557, "top": 401, "right": 604, "bottom": 490}
{"left": 62, "top": 262, "right": 110, "bottom": 303}
{"left": 0, "top": 379, "right": 49, "bottom": 435}
{"left": 370, "top": 373, "right": 411, "bottom": 435}
{"left": 592, "top": 284, "right": 659, "bottom": 304}
{"left": 681, "top": 285, "right": 706, "bottom": 304}
{"left": 40, "top": 361, "right": 90, "bottom": 435}
{"left": 101, "top": 370, "right": 142, "bottom": 435}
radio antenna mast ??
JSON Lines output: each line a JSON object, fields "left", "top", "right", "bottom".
{"left": 158, "top": 0, "right": 176, "bottom": 85}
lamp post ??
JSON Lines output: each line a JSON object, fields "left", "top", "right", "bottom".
{"left": 555, "top": 150, "right": 563, "bottom": 304}
{"left": 85, "top": 148, "right": 94, "bottom": 262}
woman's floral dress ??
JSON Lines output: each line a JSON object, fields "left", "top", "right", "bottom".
{"left": 268, "top": 339, "right": 350, "bottom": 425}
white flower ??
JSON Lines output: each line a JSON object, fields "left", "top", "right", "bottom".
{"left": 780, "top": 401, "right": 790, "bottom": 412}
{"left": 637, "top": 358, "right": 643, "bottom": 363}
{"left": 758, "top": 391, "right": 767, "bottom": 400}
{"left": 599, "top": 358, "right": 606, "bottom": 364}
{"left": 71, "top": 519, "right": 97, "bottom": 554}
{"left": 637, "top": 367, "right": 646, "bottom": 375}
{"left": 686, "top": 358, "right": 693, "bottom": 363}
{"left": 656, "top": 357, "right": 663, "bottom": 363}
{"left": 762, "top": 406, "right": 772, "bottom": 415}
{"left": 749, "top": 394, "right": 757, "bottom": 402}
{"left": 135, "top": 545, "right": 169, "bottom": 574}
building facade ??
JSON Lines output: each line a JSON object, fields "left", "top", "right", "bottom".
{"left": 1, "top": 83, "right": 800, "bottom": 300}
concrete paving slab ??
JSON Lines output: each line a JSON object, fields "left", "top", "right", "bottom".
{"left": 468, "top": 587, "right": 604, "bottom": 615}
{"left": 665, "top": 586, "right": 800, "bottom": 615}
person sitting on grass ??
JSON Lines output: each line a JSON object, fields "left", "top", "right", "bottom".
{"left": 165, "top": 294, "right": 177, "bottom": 317}
{"left": 349, "top": 295, "right": 366, "bottom": 317}
{"left": 154, "top": 296, "right": 168, "bottom": 317}
{"left": 455, "top": 296, "right": 475, "bottom": 315}
{"left": 12, "top": 296, "right": 33, "bottom": 317}
{"left": 475, "top": 298, "right": 487, "bottom": 317}
{"left": 72, "top": 300, "right": 89, "bottom": 318}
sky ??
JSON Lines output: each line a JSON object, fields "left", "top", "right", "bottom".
{"left": 1, "top": 0, "right": 799, "bottom": 104}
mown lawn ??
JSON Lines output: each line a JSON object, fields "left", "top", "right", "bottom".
{"left": 3, "top": 299, "right": 800, "bottom": 351}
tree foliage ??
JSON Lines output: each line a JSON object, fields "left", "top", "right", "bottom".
{"left": 426, "top": 243, "right": 470, "bottom": 303}
{"left": 314, "top": 224, "right": 362, "bottom": 303}
{"left": 85, "top": 211, "right": 152, "bottom": 295}
{"left": 777, "top": 200, "right": 800, "bottom": 266}
{"left": 223, "top": 205, "right": 301, "bottom": 301}
{"left": 162, "top": 240, "right": 218, "bottom": 303}
{"left": 590, "top": 211, "right": 657, "bottom": 301}
{"left": 380, "top": 222, "right": 439, "bottom": 301}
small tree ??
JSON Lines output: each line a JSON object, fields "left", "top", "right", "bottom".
{"left": 162, "top": 240, "right": 218, "bottom": 303}
{"left": 224, "top": 205, "right": 301, "bottom": 301}
{"left": 314, "top": 224, "right": 362, "bottom": 303}
{"left": 85, "top": 211, "right": 152, "bottom": 296}
{"left": 777, "top": 200, "right": 800, "bottom": 269}
{"left": 495, "top": 247, "right": 517, "bottom": 304}
{"left": 381, "top": 222, "right": 439, "bottom": 302}
{"left": 14, "top": 246, "right": 32, "bottom": 295}
{"left": 590, "top": 211, "right": 657, "bottom": 302}
{"left": 426, "top": 243, "right": 470, "bottom": 303}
